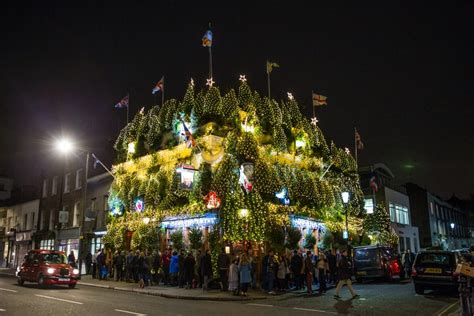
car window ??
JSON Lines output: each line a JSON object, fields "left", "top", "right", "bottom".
{"left": 41, "top": 253, "right": 67, "bottom": 264}
{"left": 355, "top": 248, "right": 378, "bottom": 260}
{"left": 416, "top": 253, "right": 452, "bottom": 265}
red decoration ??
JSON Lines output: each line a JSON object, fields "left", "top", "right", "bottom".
{"left": 204, "top": 191, "right": 221, "bottom": 209}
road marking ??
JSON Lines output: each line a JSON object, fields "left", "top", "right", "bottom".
{"left": 0, "top": 309, "right": 6, "bottom": 312}
{"left": 246, "top": 303, "right": 274, "bottom": 307}
{"left": 293, "top": 307, "right": 337, "bottom": 314}
{"left": 34, "top": 294, "right": 83, "bottom": 305}
{"left": 436, "top": 301, "right": 459, "bottom": 316}
{"left": 114, "top": 309, "right": 147, "bottom": 316}
{"left": 0, "top": 288, "right": 17, "bottom": 293}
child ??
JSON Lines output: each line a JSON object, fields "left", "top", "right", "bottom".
{"left": 228, "top": 258, "right": 239, "bottom": 295}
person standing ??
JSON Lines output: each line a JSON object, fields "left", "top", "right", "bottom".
{"left": 151, "top": 250, "right": 161, "bottom": 285}
{"left": 228, "top": 258, "right": 239, "bottom": 295}
{"left": 218, "top": 247, "right": 230, "bottom": 291}
{"left": 277, "top": 252, "right": 288, "bottom": 291}
{"left": 178, "top": 249, "right": 186, "bottom": 288}
{"left": 183, "top": 252, "right": 196, "bottom": 289}
{"left": 170, "top": 251, "right": 179, "bottom": 286}
{"left": 239, "top": 253, "right": 252, "bottom": 296}
{"left": 317, "top": 250, "right": 329, "bottom": 294}
{"left": 126, "top": 251, "right": 133, "bottom": 282}
{"left": 97, "top": 249, "right": 106, "bottom": 280}
{"left": 402, "top": 249, "right": 412, "bottom": 278}
{"left": 85, "top": 252, "right": 92, "bottom": 275}
{"left": 334, "top": 249, "right": 359, "bottom": 299}
{"left": 290, "top": 250, "right": 303, "bottom": 290}
{"left": 115, "top": 251, "right": 125, "bottom": 281}
{"left": 327, "top": 249, "right": 337, "bottom": 285}
{"left": 92, "top": 250, "right": 98, "bottom": 279}
{"left": 68, "top": 251, "right": 76, "bottom": 268}
{"left": 304, "top": 251, "right": 313, "bottom": 295}
{"left": 162, "top": 249, "right": 171, "bottom": 285}
{"left": 200, "top": 249, "right": 213, "bottom": 291}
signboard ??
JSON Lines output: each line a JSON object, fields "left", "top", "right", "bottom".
{"left": 59, "top": 211, "right": 69, "bottom": 224}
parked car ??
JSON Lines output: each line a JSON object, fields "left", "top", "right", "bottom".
{"left": 352, "top": 245, "right": 402, "bottom": 283}
{"left": 16, "top": 249, "right": 79, "bottom": 288}
{"left": 411, "top": 250, "right": 465, "bottom": 294}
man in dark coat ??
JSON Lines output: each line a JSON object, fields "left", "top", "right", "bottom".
{"left": 184, "top": 252, "right": 196, "bottom": 289}
{"left": 178, "top": 249, "right": 186, "bottom": 288}
{"left": 326, "top": 249, "right": 337, "bottom": 284}
{"left": 290, "top": 250, "right": 303, "bottom": 290}
{"left": 96, "top": 249, "right": 106, "bottom": 280}
{"left": 200, "top": 249, "right": 213, "bottom": 290}
{"left": 334, "top": 249, "right": 358, "bottom": 299}
{"left": 85, "top": 252, "right": 92, "bottom": 275}
{"left": 151, "top": 250, "right": 161, "bottom": 285}
{"left": 217, "top": 247, "right": 230, "bottom": 291}
{"left": 115, "top": 251, "right": 125, "bottom": 281}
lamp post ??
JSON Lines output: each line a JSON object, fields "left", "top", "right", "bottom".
{"left": 342, "top": 191, "right": 350, "bottom": 241}
{"left": 450, "top": 223, "right": 455, "bottom": 249}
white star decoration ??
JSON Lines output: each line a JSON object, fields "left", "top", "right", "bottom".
{"left": 206, "top": 77, "right": 215, "bottom": 87}
{"left": 311, "top": 117, "right": 319, "bottom": 126}
{"left": 345, "top": 147, "right": 350, "bottom": 154}
{"left": 190, "top": 78, "right": 194, "bottom": 87}
{"left": 287, "top": 92, "right": 294, "bottom": 100}
{"left": 239, "top": 75, "right": 247, "bottom": 82}
{"left": 139, "top": 107, "right": 145, "bottom": 115}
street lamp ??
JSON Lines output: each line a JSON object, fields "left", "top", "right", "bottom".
{"left": 342, "top": 191, "right": 350, "bottom": 240}
{"left": 55, "top": 138, "right": 73, "bottom": 155}
{"left": 450, "top": 223, "right": 455, "bottom": 229}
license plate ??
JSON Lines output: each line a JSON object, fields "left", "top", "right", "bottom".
{"left": 58, "top": 278, "right": 70, "bottom": 282}
{"left": 356, "top": 271, "right": 367, "bottom": 275}
{"left": 425, "top": 268, "right": 442, "bottom": 274}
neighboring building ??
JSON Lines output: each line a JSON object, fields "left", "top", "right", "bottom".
{"left": 447, "top": 194, "right": 474, "bottom": 242}
{"left": 0, "top": 199, "right": 39, "bottom": 268}
{"left": 0, "top": 176, "right": 14, "bottom": 203}
{"left": 404, "top": 183, "right": 471, "bottom": 250}
{"left": 359, "top": 163, "right": 420, "bottom": 254}
{"left": 84, "top": 172, "right": 113, "bottom": 255}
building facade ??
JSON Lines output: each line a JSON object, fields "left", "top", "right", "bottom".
{"left": 359, "top": 163, "right": 420, "bottom": 254}
{"left": 0, "top": 176, "right": 14, "bottom": 202}
{"left": 405, "top": 183, "right": 471, "bottom": 249}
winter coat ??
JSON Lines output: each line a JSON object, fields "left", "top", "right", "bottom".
{"left": 152, "top": 254, "right": 161, "bottom": 270}
{"left": 239, "top": 263, "right": 252, "bottom": 284}
{"left": 290, "top": 254, "right": 303, "bottom": 274}
{"left": 317, "top": 253, "right": 329, "bottom": 271}
{"left": 170, "top": 255, "right": 179, "bottom": 273}
{"left": 337, "top": 255, "right": 352, "bottom": 280}
{"left": 200, "top": 253, "right": 213, "bottom": 277}
{"left": 304, "top": 256, "right": 313, "bottom": 274}
{"left": 277, "top": 260, "right": 287, "bottom": 279}
{"left": 228, "top": 263, "right": 239, "bottom": 291}
{"left": 184, "top": 255, "right": 196, "bottom": 280}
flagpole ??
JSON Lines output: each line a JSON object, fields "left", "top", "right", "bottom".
{"left": 126, "top": 93, "right": 130, "bottom": 124}
{"left": 209, "top": 46, "right": 213, "bottom": 79}
{"left": 162, "top": 77, "right": 165, "bottom": 107}
{"left": 311, "top": 90, "right": 315, "bottom": 118}
{"left": 267, "top": 62, "right": 271, "bottom": 99}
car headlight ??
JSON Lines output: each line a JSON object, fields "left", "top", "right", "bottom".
{"left": 47, "top": 268, "right": 55, "bottom": 274}
{"left": 72, "top": 269, "right": 79, "bottom": 275}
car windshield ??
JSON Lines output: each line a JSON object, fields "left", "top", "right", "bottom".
{"left": 41, "top": 253, "right": 67, "bottom": 264}
{"left": 417, "top": 253, "right": 452, "bottom": 265}
{"left": 355, "top": 248, "right": 378, "bottom": 260}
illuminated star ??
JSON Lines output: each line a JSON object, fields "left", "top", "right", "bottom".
{"left": 287, "top": 92, "right": 294, "bottom": 100}
{"left": 190, "top": 78, "right": 194, "bottom": 87}
{"left": 239, "top": 75, "right": 247, "bottom": 82}
{"left": 311, "top": 116, "right": 319, "bottom": 126}
{"left": 345, "top": 147, "right": 350, "bottom": 154}
{"left": 206, "top": 77, "right": 215, "bottom": 87}
{"left": 139, "top": 107, "right": 145, "bottom": 115}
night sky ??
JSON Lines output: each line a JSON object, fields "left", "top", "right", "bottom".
{"left": 0, "top": 1, "right": 473, "bottom": 199}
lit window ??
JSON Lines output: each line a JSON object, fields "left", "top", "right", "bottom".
{"left": 389, "top": 202, "right": 410, "bottom": 225}
{"left": 75, "top": 169, "right": 83, "bottom": 190}
{"left": 64, "top": 173, "right": 71, "bottom": 193}
{"left": 42, "top": 179, "right": 48, "bottom": 198}
{"left": 52, "top": 176, "right": 58, "bottom": 195}
{"left": 364, "top": 198, "right": 374, "bottom": 214}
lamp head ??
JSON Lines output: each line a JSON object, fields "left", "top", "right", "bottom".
{"left": 341, "top": 191, "right": 350, "bottom": 204}
{"left": 55, "top": 138, "right": 74, "bottom": 154}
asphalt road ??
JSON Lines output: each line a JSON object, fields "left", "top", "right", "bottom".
{"left": 0, "top": 275, "right": 459, "bottom": 316}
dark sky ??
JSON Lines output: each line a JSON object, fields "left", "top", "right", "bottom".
{"left": 0, "top": 1, "right": 473, "bottom": 199}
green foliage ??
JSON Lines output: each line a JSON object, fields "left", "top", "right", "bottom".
{"left": 303, "top": 233, "right": 316, "bottom": 250}
{"left": 131, "top": 222, "right": 159, "bottom": 251}
{"left": 245, "top": 192, "right": 268, "bottom": 242}
{"left": 253, "top": 158, "right": 280, "bottom": 196}
{"left": 188, "top": 227, "right": 203, "bottom": 250}
{"left": 236, "top": 132, "right": 259, "bottom": 163}
{"left": 170, "top": 230, "right": 185, "bottom": 251}
{"left": 221, "top": 89, "right": 239, "bottom": 122}
{"left": 286, "top": 226, "right": 302, "bottom": 250}
{"left": 211, "top": 155, "right": 239, "bottom": 200}
{"left": 181, "top": 82, "right": 195, "bottom": 114}
{"left": 267, "top": 226, "right": 286, "bottom": 251}
{"left": 364, "top": 204, "right": 391, "bottom": 233}
{"left": 238, "top": 82, "right": 255, "bottom": 113}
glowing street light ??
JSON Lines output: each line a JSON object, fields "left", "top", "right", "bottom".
{"left": 341, "top": 191, "right": 350, "bottom": 240}
{"left": 55, "top": 138, "right": 74, "bottom": 154}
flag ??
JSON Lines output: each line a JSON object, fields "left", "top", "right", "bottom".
{"left": 266, "top": 61, "right": 279, "bottom": 74}
{"left": 152, "top": 76, "right": 164, "bottom": 94}
{"left": 312, "top": 93, "right": 327, "bottom": 106}
{"left": 91, "top": 153, "right": 100, "bottom": 169}
{"left": 115, "top": 95, "right": 129, "bottom": 108}
{"left": 202, "top": 30, "right": 213, "bottom": 47}
{"left": 355, "top": 129, "right": 364, "bottom": 150}
{"left": 180, "top": 119, "right": 196, "bottom": 148}
{"left": 370, "top": 174, "right": 378, "bottom": 192}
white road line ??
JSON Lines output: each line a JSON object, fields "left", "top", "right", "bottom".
{"left": 34, "top": 294, "right": 83, "bottom": 305}
{"left": 293, "top": 307, "right": 338, "bottom": 314}
{"left": 114, "top": 309, "right": 147, "bottom": 316}
{"left": 246, "top": 303, "right": 274, "bottom": 307}
{"left": 0, "top": 309, "right": 6, "bottom": 312}
{"left": 0, "top": 288, "right": 17, "bottom": 293}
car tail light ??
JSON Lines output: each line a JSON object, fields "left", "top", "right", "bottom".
{"left": 391, "top": 261, "right": 400, "bottom": 273}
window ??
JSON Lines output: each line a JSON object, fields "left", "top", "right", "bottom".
{"left": 42, "top": 179, "right": 48, "bottom": 198}
{"left": 364, "top": 198, "right": 374, "bottom": 214}
{"left": 24, "top": 214, "right": 28, "bottom": 230}
{"left": 52, "top": 176, "right": 58, "bottom": 195}
{"left": 49, "top": 209, "right": 55, "bottom": 230}
{"left": 413, "top": 237, "right": 418, "bottom": 253}
{"left": 75, "top": 169, "right": 83, "bottom": 190}
{"left": 430, "top": 202, "right": 434, "bottom": 215}
{"left": 399, "top": 237, "right": 405, "bottom": 252}
{"left": 40, "top": 211, "right": 44, "bottom": 230}
{"left": 389, "top": 202, "right": 410, "bottom": 225}
{"left": 31, "top": 212, "right": 35, "bottom": 230}
{"left": 64, "top": 173, "right": 71, "bottom": 193}
{"left": 73, "top": 202, "right": 81, "bottom": 227}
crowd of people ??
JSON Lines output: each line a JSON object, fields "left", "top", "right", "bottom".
{"left": 81, "top": 246, "right": 360, "bottom": 298}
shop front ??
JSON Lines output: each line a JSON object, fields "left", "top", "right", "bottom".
{"left": 57, "top": 227, "right": 80, "bottom": 261}
{"left": 90, "top": 230, "right": 106, "bottom": 254}
{"left": 161, "top": 213, "right": 218, "bottom": 249}
{"left": 15, "top": 231, "right": 33, "bottom": 268}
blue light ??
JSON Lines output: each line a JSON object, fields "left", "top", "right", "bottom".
{"left": 134, "top": 196, "right": 145, "bottom": 213}
{"left": 275, "top": 188, "right": 290, "bottom": 205}
{"left": 161, "top": 213, "right": 218, "bottom": 230}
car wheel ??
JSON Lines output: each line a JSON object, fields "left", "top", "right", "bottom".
{"left": 17, "top": 276, "right": 24, "bottom": 286}
{"left": 68, "top": 283, "right": 76, "bottom": 289}
{"left": 38, "top": 274, "right": 46, "bottom": 288}
{"left": 414, "top": 284, "right": 424, "bottom": 295}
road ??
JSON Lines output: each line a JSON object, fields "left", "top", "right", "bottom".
{"left": 0, "top": 275, "right": 458, "bottom": 315}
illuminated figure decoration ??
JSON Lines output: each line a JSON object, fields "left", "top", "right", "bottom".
{"left": 108, "top": 194, "right": 124, "bottom": 217}
{"left": 176, "top": 164, "right": 197, "bottom": 190}
{"left": 179, "top": 118, "right": 196, "bottom": 148}
{"left": 204, "top": 191, "right": 221, "bottom": 209}
{"left": 239, "top": 163, "right": 254, "bottom": 193}
{"left": 134, "top": 196, "right": 145, "bottom": 212}
{"left": 275, "top": 187, "right": 290, "bottom": 205}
